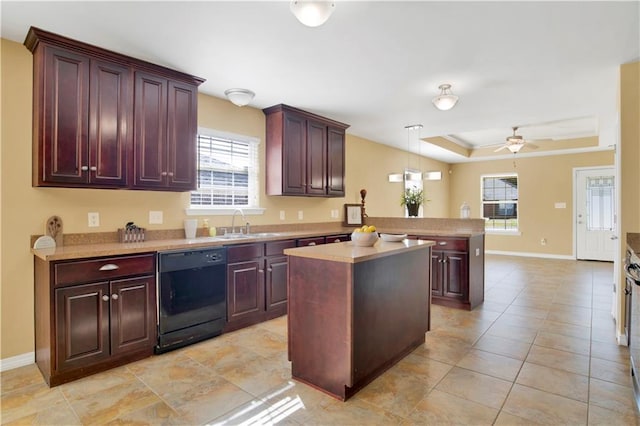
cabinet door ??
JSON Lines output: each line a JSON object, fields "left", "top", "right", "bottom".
{"left": 266, "top": 255, "right": 289, "bottom": 312}
{"left": 227, "top": 260, "right": 264, "bottom": 322}
{"left": 133, "top": 71, "right": 167, "bottom": 188}
{"left": 166, "top": 81, "right": 197, "bottom": 190}
{"left": 431, "top": 251, "right": 443, "bottom": 296}
{"left": 40, "top": 46, "right": 90, "bottom": 185}
{"left": 55, "top": 282, "right": 110, "bottom": 372}
{"left": 306, "top": 120, "right": 327, "bottom": 195}
{"left": 110, "top": 276, "right": 157, "bottom": 356}
{"left": 282, "top": 112, "right": 307, "bottom": 194}
{"left": 89, "top": 59, "right": 131, "bottom": 186}
{"left": 444, "top": 252, "right": 468, "bottom": 300}
{"left": 327, "top": 127, "right": 345, "bottom": 196}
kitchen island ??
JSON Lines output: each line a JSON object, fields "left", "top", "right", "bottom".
{"left": 284, "top": 238, "right": 434, "bottom": 401}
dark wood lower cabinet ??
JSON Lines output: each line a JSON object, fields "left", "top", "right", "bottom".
{"left": 419, "top": 234, "right": 484, "bottom": 310}
{"left": 224, "top": 240, "right": 295, "bottom": 332}
{"left": 35, "top": 253, "right": 156, "bottom": 386}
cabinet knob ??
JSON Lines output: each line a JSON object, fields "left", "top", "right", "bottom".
{"left": 102, "top": 295, "right": 109, "bottom": 301}
{"left": 161, "top": 172, "right": 168, "bottom": 176}
{"left": 90, "top": 166, "right": 97, "bottom": 171}
{"left": 333, "top": 239, "right": 341, "bottom": 243}
{"left": 168, "top": 172, "right": 174, "bottom": 177}
{"left": 438, "top": 241, "right": 447, "bottom": 246}
{"left": 308, "top": 242, "right": 316, "bottom": 246}
{"left": 112, "top": 294, "right": 119, "bottom": 300}
{"left": 81, "top": 166, "right": 89, "bottom": 171}
{"left": 267, "top": 267, "right": 273, "bottom": 272}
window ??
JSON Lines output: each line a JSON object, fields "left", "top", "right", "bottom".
{"left": 190, "top": 129, "right": 259, "bottom": 209}
{"left": 482, "top": 174, "right": 518, "bottom": 231}
{"left": 586, "top": 176, "right": 614, "bottom": 231}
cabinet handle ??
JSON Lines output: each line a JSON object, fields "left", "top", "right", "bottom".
{"left": 161, "top": 172, "right": 168, "bottom": 176}
{"left": 333, "top": 239, "right": 341, "bottom": 243}
{"left": 308, "top": 242, "right": 316, "bottom": 246}
{"left": 112, "top": 294, "right": 119, "bottom": 300}
{"left": 438, "top": 241, "right": 447, "bottom": 246}
{"left": 102, "top": 295, "right": 109, "bottom": 301}
{"left": 267, "top": 267, "right": 273, "bottom": 272}
{"left": 168, "top": 172, "right": 174, "bottom": 177}
{"left": 99, "top": 264, "right": 119, "bottom": 271}
{"left": 90, "top": 166, "right": 97, "bottom": 171}
{"left": 81, "top": 166, "right": 89, "bottom": 171}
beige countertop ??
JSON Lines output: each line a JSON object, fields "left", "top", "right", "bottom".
{"left": 284, "top": 238, "right": 434, "bottom": 264}
{"left": 32, "top": 226, "right": 483, "bottom": 262}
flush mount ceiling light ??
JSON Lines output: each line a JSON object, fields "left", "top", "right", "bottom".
{"left": 290, "top": 1, "right": 335, "bottom": 27}
{"left": 432, "top": 84, "right": 459, "bottom": 111}
{"left": 224, "top": 88, "right": 255, "bottom": 107}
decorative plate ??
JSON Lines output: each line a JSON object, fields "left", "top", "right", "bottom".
{"left": 380, "top": 233, "right": 407, "bottom": 242}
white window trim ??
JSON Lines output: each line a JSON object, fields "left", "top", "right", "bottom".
{"left": 188, "top": 127, "right": 264, "bottom": 214}
{"left": 481, "top": 173, "right": 519, "bottom": 232}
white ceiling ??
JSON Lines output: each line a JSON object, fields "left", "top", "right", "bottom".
{"left": 2, "top": 1, "right": 639, "bottom": 163}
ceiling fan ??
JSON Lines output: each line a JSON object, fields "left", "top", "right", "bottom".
{"left": 494, "top": 127, "right": 538, "bottom": 153}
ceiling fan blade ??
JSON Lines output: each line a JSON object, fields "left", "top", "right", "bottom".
{"left": 494, "top": 145, "right": 510, "bottom": 152}
{"left": 526, "top": 142, "right": 539, "bottom": 149}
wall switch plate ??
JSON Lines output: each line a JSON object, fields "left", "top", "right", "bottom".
{"left": 475, "top": 248, "right": 480, "bottom": 256}
{"left": 88, "top": 212, "right": 100, "bottom": 227}
{"left": 331, "top": 209, "right": 339, "bottom": 218}
{"left": 554, "top": 202, "right": 566, "bottom": 209}
{"left": 279, "top": 210, "right": 285, "bottom": 220}
{"left": 149, "top": 210, "right": 163, "bottom": 224}
{"left": 298, "top": 210, "right": 304, "bottom": 220}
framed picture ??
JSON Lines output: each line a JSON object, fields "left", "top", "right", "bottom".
{"left": 344, "top": 204, "right": 363, "bottom": 226}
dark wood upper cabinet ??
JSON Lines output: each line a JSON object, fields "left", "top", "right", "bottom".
{"left": 263, "top": 104, "right": 349, "bottom": 197}
{"left": 25, "top": 27, "right": 204, "bottom": 191}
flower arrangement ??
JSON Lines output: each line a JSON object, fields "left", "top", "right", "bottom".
{"left": 401, "top": 188, "right": 425, "bottom": 217}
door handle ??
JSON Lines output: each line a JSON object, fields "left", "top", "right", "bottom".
{"left": 610, "top": 235, "right": 619, "bottom": 240}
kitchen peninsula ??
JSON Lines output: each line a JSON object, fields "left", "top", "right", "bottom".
{"left": 284, "top": 238, "right": 434, "bottom": 401}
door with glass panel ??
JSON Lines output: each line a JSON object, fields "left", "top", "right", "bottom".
{"left": 576, "top": 168, "right": 616, "bottom": 261}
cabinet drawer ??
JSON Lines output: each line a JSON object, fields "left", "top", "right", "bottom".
{"left": 297, "top": 237, "right": 326, "bottom": 247}
{"left": 325, "top": 234, "right": 350, "bottom": 243}
{"left": 227, "top": 243, "right": 264, "bottom": 262}
{"left": 419, "top": 236, "right": 468, "bottom": 252}
{"left": 265, "top": 240, "right": 296, "bottom": 256}
{"left": 54, "top": 254, "right": 156, "bottom": 287}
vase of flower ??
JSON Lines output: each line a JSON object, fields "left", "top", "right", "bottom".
{"left": 401, "top": 188, "right": 424, "bottom": 217}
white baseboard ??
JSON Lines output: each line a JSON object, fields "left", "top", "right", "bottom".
{"left": 0, "top": 352, "right": 35, "bottom": 372}
{"left": 486, "top": 250, "right": 574, "bottom": 260}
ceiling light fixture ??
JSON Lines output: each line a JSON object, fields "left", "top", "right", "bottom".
{"left": 224, "top": 88, "right": 255, "bottom": 107}
{"left": 432, "top": 83, "right": 459, "bottom": 111}
{"left": 388, "top": 124, "right": 424, "bottom": 182}
{"left": 290, "top": 1, "right": 335, "bottom": 27}
{"left": 507, "top": 143, "right": 524, "bottom": 153}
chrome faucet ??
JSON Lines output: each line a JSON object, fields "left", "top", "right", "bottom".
{"left": 231, "top": 208, "right": 247, "bottom": 234}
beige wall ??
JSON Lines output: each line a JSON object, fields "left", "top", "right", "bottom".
{"left": 0, "top": 38, "right": 450, "bottom": 359}
{"left": 449, "top": 151, "right": 614, "bottom": 256}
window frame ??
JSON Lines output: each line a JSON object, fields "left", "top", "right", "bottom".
{"left": 481, "top": 173, "right": 520, "bottom": 234}
{"left": 186, "top": 127, "right": 265, "bottom": 216}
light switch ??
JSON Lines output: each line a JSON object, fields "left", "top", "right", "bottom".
{"left": 298, "top": 210, "right": 304, "bottom": 220}
{"left": 554, "top": 202, "right": 566, "bottom": 209}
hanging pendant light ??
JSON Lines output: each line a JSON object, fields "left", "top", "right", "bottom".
{"left": 432, "top": 83, "right": 459, "bottom": 111}
{"left": 290, "top": 1, "right": 335, "bottom": 27}
{"left": 388, "top": 124, "right": 423, "bottom": 182}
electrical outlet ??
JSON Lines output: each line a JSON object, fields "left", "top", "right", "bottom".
{"left": 88, "top": 212, "right": 100, "bottom": 227}
{"left": 149, "top": 210, "right": 163, "bottom": 224}
{"left": 279, "top": 210, "right": 285, "bottom": 220}
{"left": 298, "top": 210, "right": 304, "bottom": 220}
{"left": 541, "top": 238, "right": 547, "bottom": 246}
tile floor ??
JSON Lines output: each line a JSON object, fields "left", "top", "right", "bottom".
{"left": 2, "top": 255, "right": 640, "bottom": 425}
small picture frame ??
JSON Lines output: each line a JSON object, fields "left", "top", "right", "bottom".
{"left": 344, "top": 204, "right": 363, "bottom": 226}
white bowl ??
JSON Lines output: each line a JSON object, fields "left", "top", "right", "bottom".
{"left": 351, "top": 231, "right": 379, "bottom": 247}
{"left": 380, "top": 233, "right": 407, "bottom": 242}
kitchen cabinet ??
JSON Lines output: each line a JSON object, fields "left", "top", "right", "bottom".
{"left": 133, "top": 74, "right": 198, "bottom": 190}
{"left": 225, "top": 240, "right": 295, "bottom": 332}
{"left": 34, "top": 253, "right": 156, "bottom": 386}
{"left": 25, "top": 26, "right": 203, "bottom": 192}
{"left": 263, "top": 104, "right": 349, "bottom": 197}
{"left": 416, "top": 234, "right": 484, "bottom": 310}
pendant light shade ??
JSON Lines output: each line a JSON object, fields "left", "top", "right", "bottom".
{"left": 290, "top": 1, "right": 335, "bottom": 27}
{"left": 224, "top": 88, "right": 255, "bottom": 107}
{"left": 432, "top": 84, "right": 459, "bottom": 111}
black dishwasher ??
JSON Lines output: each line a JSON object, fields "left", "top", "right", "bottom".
{"left": 156, "top": 247, "right": 226, "bottom": 353}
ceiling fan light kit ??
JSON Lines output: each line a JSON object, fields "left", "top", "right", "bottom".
{"left": 224, "top": 88, "right": 255, "bottom": 107}
{"left": 290, "top": 0, "right": 335, "bottom": 27}
{"left": 432, "top": 83, "right": 459, "bottom": 111}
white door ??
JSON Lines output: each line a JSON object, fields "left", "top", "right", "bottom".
{"left": 576, "top": 168, "right": 616, "bottom": 261}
